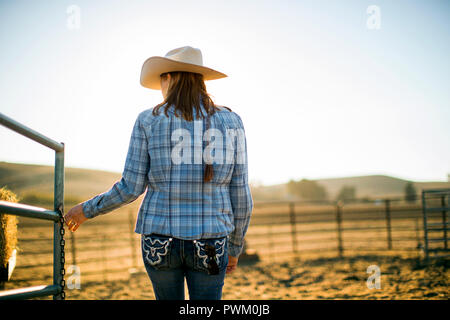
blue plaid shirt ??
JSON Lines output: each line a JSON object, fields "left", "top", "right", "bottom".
{"left": 82, "top": 103, "right": 253, "bottom": 257}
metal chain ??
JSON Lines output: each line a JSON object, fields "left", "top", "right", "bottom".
{"left": 59, "top": 213, "right": 66, "bottom": 300}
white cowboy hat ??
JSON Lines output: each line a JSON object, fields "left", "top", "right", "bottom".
{"left": 140, "top": 46, "right": 227, "bottom": 90}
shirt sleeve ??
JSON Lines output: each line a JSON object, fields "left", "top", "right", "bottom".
{"left": 82, "top": 114, "right": 150, "bottom": 219}
{"left": 228, "top": 115, "right": 253, "bottom": 257}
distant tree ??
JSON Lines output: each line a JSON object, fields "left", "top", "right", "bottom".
{"left": 336, "top": 185, "right": 356, "bottom": 202}
{"left": 404, "top": 182, "right": 417, "bottom": 203}
{"left": 287, "top": 179, "right": 328, "bottom": 201}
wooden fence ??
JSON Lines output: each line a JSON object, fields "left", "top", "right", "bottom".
{"left": 4, "top": 195, "right": 449, "bottom": 289}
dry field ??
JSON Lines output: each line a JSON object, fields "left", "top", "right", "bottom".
{"left": 2, "top": 201, "right": 449, "bottom": 300}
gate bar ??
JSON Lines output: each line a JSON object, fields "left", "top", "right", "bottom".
{"left": 0, "top": 112, "right": 64, "bottom": 152}
{"left": 0, "top": 113, "right": 65, "bottom": 300}
{"left": 0, "top": 201, "right": 60, "bottom": 221}
{"left": 0, "top": 285, "right": 61, "bottom": 300}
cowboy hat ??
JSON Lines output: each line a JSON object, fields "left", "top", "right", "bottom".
{"left": 140, "top": 46, "right": 227, "bottom": 90}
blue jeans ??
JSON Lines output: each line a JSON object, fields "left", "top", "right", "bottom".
{"left": 141, "top": 233, "right": 229, "bottom": 300}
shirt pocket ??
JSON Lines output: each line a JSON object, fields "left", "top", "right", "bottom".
{"left": 142, "top": 234, "right": 173, "bottom": 270}
{"left": 193, "top": 237, "right": 228, "bottom": 275}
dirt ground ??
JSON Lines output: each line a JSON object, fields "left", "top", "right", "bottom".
{"left": 63, "top": 253, "right": 449, "bottom": 300}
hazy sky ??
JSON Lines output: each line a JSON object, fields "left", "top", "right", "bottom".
{"left": 0, "top": 0, "right": 449, "bottom": 185}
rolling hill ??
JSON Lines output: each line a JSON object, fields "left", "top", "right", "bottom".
{"left": 0, "top": 161, "right": 121, "bottom": 204}
{"left": 252, "top": 175, "right": 450, "bottom": 201}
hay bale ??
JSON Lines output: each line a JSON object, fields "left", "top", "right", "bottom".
{"left": 0, "top": 186, "right": 19, "bottom": 269}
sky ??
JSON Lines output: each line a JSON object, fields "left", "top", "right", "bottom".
{"left": 0, "top": 0, "right": 449, "bottom": 186}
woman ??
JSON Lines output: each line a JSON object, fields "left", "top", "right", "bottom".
{"left": 64, "top": 46, "right": 253, "bottom": 300}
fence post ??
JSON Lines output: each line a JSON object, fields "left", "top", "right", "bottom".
{"left": 422, "top": 191, "right": 429, "bottom": 262}
{"left": 53, "top": 147, "right": 64, "bottom": 300}
{"left": 128, "top": 210, "right": 137, "bottom": 273}
{"left": 102, "top": 235, "right": 107, "bottom": 282}
{"left": 289, "top": 202, "right": 298, "bottom": 257}
{"left": 415, "top": 218, "right": 421, "bottom": 250}
{"left": 385, "top": 199, "right": 392, "bottom": 250}
{"left": 336, "top": 201, "right": 344, "bottom": 258}
{"left": 442, "top": 195, "right": 448, "bottom": 250}
{"left": 267, "top": 223, "right": 273, "bottom": 262}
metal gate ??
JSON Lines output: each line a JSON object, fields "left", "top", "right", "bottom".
{"left": 0, "top": 112, "right": 65, "bottom": 300}
{"left": 421, "top": 188, "right": 450, "bottom": 262}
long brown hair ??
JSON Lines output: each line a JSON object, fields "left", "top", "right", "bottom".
{"left": 153, "top": 71, "right": 220, "bottom": 121}
{"left": 153, "top": 71, "right": 227, "bottom": 182}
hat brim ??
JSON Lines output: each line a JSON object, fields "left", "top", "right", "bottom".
{"left": 140, "top": 56, "right": 227, "bottom": 90}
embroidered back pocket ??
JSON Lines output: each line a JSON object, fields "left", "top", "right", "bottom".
{"left": 193, "top": 236, "right": 228, "bottom": 275}
{"left": 142, "top": 234, "right": 172, "bottom": 270}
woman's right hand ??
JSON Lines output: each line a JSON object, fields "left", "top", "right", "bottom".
{"left": 226, "top": 255, "right": 238, "bottom": 274}
{"left": 64, "top": 203, "right": 88, "bottom": 232}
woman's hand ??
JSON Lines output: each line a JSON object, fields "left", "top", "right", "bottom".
{"left": 226, "top": 255, "right": 238, "bottom": 274}
{"left": 64, "top": 203, "right": 88, "bottom": 232}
